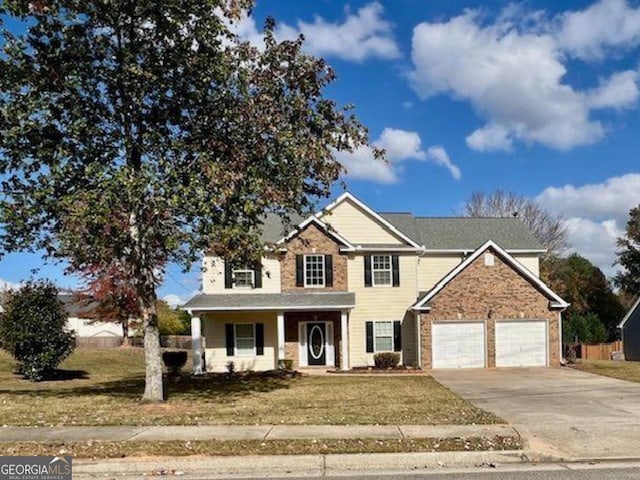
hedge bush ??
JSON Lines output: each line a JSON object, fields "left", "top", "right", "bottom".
{"left": 0, "top": 281, "right": 75, "bottom": 381}
{"left": 373, "top": 352, "right": 400, "bottom": 369}
{"left": 162, "top": 350, "right": 188, "bottom": 374}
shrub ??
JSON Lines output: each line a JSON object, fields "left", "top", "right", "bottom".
{"left": 0, "top": 281, "right": 75, "bottom": 381}
{"left": 373, "top": 352, "right": 400, "bottom": 369}
{"left": 162, "top": 350, "right": 188, "bottom": 374}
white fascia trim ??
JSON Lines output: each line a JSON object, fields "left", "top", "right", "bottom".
{"left": 317, "top": 192, "right": 422, "bottom": 248}
{"left": 618, "top": 296, "right": 640, "bottom": 328}
{"left": 411, "top": 240, "right": 569, "bottom": 311}
{"left": 186, "top": 305, "right": 355, "bottom": 312}
{"left": 420, "top": 248, "right": 547, "bottom": 254}
{"left": 275, "top": 216, "right": 354, "bottom": 249}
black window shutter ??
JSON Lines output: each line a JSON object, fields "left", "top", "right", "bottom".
{"left": 224, "top": 260, "right": 233, "bottom": 289}
{"left": 392, "top": 255, "right": 400, "bottom": 287}
{"left": 255, "top": 323, "right": 264, "bottom": 356}
{"left": 364, "top": 255, "right": 372, "bottom": 287}
{"left": 225, "top": 324, "right": 234, "bottom": 356}
{"left": 253, "top": 262, "right": 262, "bottom": 289}
{"left": 393, "top": 320, "right": 402, "bottom": 352}
{"left": 324, "top": 255, "right": 333, "bottom": 287}
{"left": 366, "top": 321, "right": 374, "bottom": 353}
{"left": 296, "top": 255, "right": 304, "bottom": 287}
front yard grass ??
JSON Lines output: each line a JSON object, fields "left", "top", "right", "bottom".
{"left": 0, "top": 436, "right": 522, "bottom": 458}
{"left": 0, "top": 349, "right": 501, "bottom": 426}
{"left": 572, "top": 359, "right": 640, "bottom": 383}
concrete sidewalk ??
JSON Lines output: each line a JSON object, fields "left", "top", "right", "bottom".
{"left": 0, "top": 424, "right": 517, "bottom": 442}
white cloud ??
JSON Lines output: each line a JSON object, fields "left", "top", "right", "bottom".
{"left": 426, "top": 146, "right": 461, "bottom": 180}
{"left": 227, "top": 2, "right": 400, "bottom": 62}
{"left": 562, "top": 217, "right": 623, "bottom": 277}
{"left": 162, "top": 292, "right": 198, "bottom": 308}
{"left": 336, "top": 128, "right": 461, "bottom": 183}
{"left": 536, "top": 173, "right": 640, "bottom": 223}
{"left": 409, "top": 3, "right": 640, "bottom": 152}
{"left": 536, "top": 173, "right": 640, "bottom": 277}
{"left": 0, "top": 279, "right": 20, "bottom": 291}
{"left": 555, "top": 0, "right": 640, "bottom": 60}
{"left": 587, "top": 70, "right": 640, "bottom": 110}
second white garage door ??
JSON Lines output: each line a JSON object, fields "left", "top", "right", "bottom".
{"left": 495, "top": 320, "right": 547, "bottom": 367}
{"left": 432, "top": 321, "right": 485, "bottom": 369}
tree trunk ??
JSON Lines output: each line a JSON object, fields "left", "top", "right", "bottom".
{"left": 141, "top": 299, "right": 164, "bottom": 402}
{"left": 121, "top": 320, "right": 131, "bottom": 347}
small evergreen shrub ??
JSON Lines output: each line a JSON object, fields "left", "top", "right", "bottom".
{"left": 162, "top": 350, "right": 188, "bottom": 374}
{"left": 0, "top": 281, "right": 75, "bottom": 381}
{"left": 373, "top": 352, "right": 400, "bottom": 369}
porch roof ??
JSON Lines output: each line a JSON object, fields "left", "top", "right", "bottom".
{"left": 183, "top": 292, "right": 356, "bottom": 312}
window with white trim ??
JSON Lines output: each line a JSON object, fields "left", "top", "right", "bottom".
{"left": 374, "top": 321, "right": 394, "bottom": 352}
{"left": 233, "top": 268, "right": 255, "bottom": 288}
{"left": 372, "top": 255, "right": 392, "bottom": 286}
{"left": 235, "top": 323, "right": 255, "bottom": 356}
{"left": 304, "top": 254, "right": 325, "bottom": 287}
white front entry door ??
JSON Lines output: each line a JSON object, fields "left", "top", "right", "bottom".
{"left": 495, "top": 320, "right": 547, "bottom": 367}
{"left": 432, "top": 321, "right": 485, "bottom": 369}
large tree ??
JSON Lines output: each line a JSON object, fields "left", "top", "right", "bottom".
{"left": 543, "top": 253, "right": 625, "bottom": 341}
{"left": 616, "top": 204, "right": 640, "bottom": 296}
{"left": 0, "top": 1, "right": 373, "bottom": 401}
{"left": 462, "top": 190, "right": 568, "bottom": 257}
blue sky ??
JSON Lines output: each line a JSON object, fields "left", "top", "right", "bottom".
{"left": 2, "top": 0, "right": 640, "bottom": 304}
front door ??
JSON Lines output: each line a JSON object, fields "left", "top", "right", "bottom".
{"left": 307, "top": 322, "right": 326, "bottom": 365}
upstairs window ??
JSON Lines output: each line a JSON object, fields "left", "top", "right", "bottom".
{"left": 372, "top": 255, "right": 392, "bottom": 286}
{"left": 233, "top": 269, "right": 255, "bottom": 288}
{"left": 304, "top": 254, "right": 325, "bottom": 287}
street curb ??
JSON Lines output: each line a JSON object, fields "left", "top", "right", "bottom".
{"left": 72, "top": 450, "right": 528, "bottom": 478}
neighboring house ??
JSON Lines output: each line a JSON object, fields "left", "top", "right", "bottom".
{"left": 59, "top": 294, "right": 125, "bottom": 338}
{"left": 183, "top": 192, "right": 569, "bottom": 373}
{"left": 619, "top": 297, "right": 640, "bottom": 361}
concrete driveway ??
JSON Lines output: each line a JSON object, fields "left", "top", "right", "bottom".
{"left": 432, "top": 367, "right": 640, "bottom": 460}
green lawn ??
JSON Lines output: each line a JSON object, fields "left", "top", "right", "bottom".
{"left": 0, "top": 349, "right": 501, "bottom": 426}
{"left": 573, "top": 360, "right": 640, "bottom": 383}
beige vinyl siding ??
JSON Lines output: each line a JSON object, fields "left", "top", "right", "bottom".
{"left": 513, "top": 254, "right": 540, "bottom": 277}
{"left": 347, "top": 254, "right": 419, "bottom": 367}
{"left": 320, "top": 199, "right": 408, "bottom": 245}
{"left": 417, "top": 254, "right": 465, "bottom": 292}
{"left": 202, "top": 312, "right": 277, "bottom": 372}
{"left": 202, "top": 255, "right": 281, "bottom": 294}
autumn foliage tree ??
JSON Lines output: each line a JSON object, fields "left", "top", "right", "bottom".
{"left": 0, "top": 1, "right": 374, "bottom": 401}
{"left": 75, "top": 262, "right": 140, "bottom": 346}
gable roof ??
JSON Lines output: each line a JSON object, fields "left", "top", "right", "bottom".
{"left": 316, "top": 192, "right": 422, "bottom": 248}
{"left": 256, "top": 192, "right": 545, "bottom": 252}
{"left": 381, "top": 214, "right": 545, "bottom": 251}
{"left": 412, "top": 240, "right": 569, "bottom": 311}
{"left": 619, "top": 297, "right": 640, "bottom": 328}
{"left": 275, "top": 216, "right": 355, "bottom": 248}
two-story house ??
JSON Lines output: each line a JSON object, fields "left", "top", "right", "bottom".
{"left": 183, "top": 192, "right": 568, "bottom": 373}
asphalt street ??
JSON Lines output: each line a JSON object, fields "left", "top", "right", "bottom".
{"left": 209, "top": 463, "right": 640, "bottom": 480}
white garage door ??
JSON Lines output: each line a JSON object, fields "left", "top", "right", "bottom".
{"left": 496, "top": 320, "right": 547, "bottom": 367}
{"left": 432, "top": 322, "right": 485, "bottom": 369}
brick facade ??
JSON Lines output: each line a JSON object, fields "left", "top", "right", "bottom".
{"left": 284, "top": 311, "right": 342, "bottom": 369}
{"left": 420, "top": 248, "right": 561, "bottom": 369}
{"left": 280, "top": 223, "right": 348, "bottom": 292}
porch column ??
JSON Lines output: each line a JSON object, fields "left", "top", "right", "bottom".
{"left": 277, "top": 311, "right": 286, "bottom": 363}
{"left": 191, "top": 314, "right": 203, "bottom": 375}
{"left": 340, "top": 310, "right": 349, "bottom": 371}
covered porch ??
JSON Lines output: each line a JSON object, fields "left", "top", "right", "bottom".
{"left": 183, "top": 292, "right": 355, "bottom": 373}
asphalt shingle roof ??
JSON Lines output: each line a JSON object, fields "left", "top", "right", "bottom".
{"left": 184, "top": 292, "right": 356, "bottom": 310}
{"left": 380, "top": 214, "right": 544, "bottom": 250}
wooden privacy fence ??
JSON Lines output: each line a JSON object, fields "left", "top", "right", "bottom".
{"left": 579, "top": 340, "right": 624, "bottom": 360}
